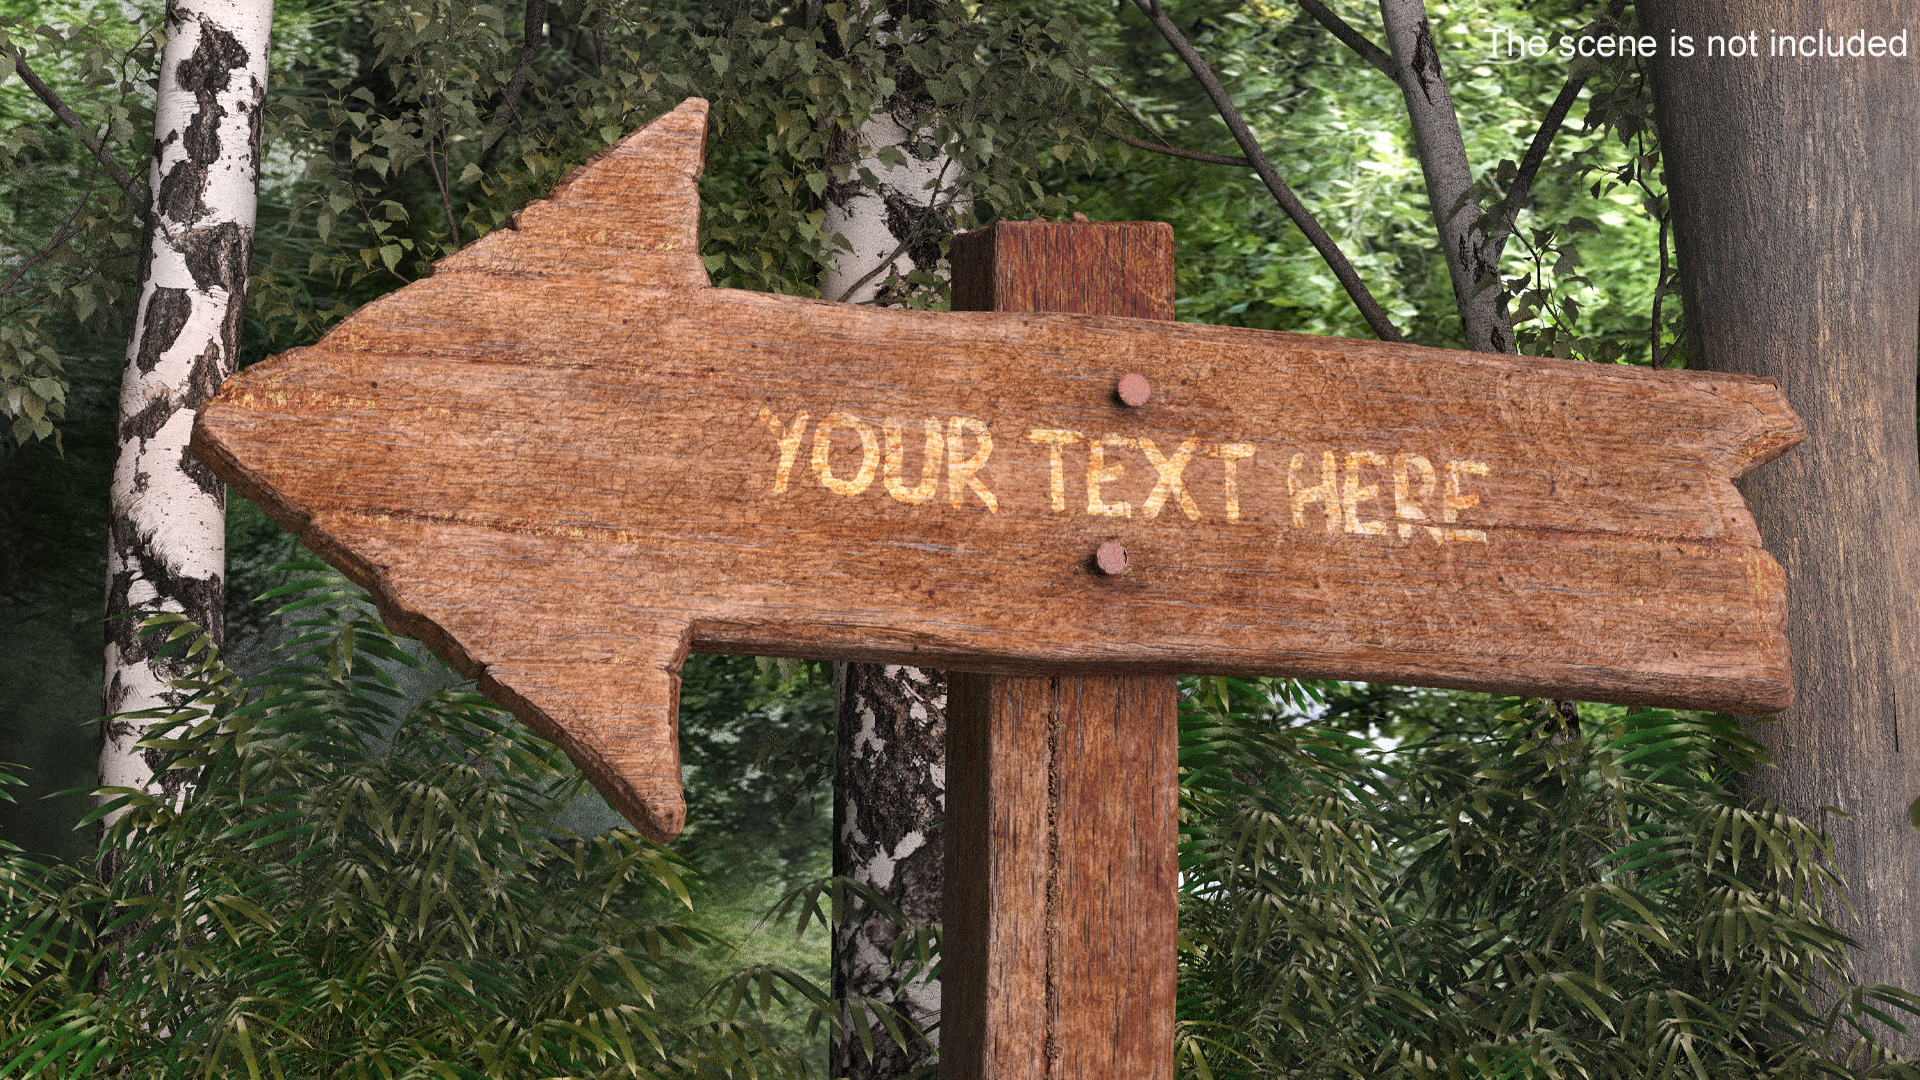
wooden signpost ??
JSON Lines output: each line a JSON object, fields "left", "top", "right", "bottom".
{"left": 192, "top": 97, "right": 1801, "bottom": 842}
{"left": 943, "top": 219, "right": 1180, "bottom": 1080}
{"left": 190, "top": 96, "right": 1803, "bottom": 1076}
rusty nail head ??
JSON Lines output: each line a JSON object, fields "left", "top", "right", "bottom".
{"left": 1096, "top": 541, "right": 1127, "bottom": 576}
{"left": 1117, "top": 372, "right": 1151, "bottom": 408}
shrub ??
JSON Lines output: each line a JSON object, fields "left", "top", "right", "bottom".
{"left": 1176, "top": 678, "right": 1920, "bottom": 1078}
{"left": 1, "top": 565, "right": 806, "bottom": 1080}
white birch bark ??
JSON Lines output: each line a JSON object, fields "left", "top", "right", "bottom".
{"left": 831, "top": 664, "right": 945, "bottom": 1080}
{"left": 821, "top": 106, "right": 964, "bottom": 303}
{"left": 100, "top": 0, "right": 272, "bottom": 839}
{"left": 821, "top": 1, "right": 965, "bottom": 305}
{"left": 823, "top": 8, "right": 956, "bottom": 1077}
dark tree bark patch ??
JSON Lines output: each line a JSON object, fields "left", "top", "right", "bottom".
{"left": 157, "top": 159, "right": 209, "bottom": 224}
{"left": 135, "top": 287, "right": 193, "bottom": 373}
{"left": 121, "top": 392, "right": 177, "bottom": 443}
{"left": 184, "top": 220, "right": 249, "bottom": 295}
{"left": 173, "top": 15, "right": 248, "bottom": 95}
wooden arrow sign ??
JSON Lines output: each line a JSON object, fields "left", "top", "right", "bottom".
{"left": 192, "top": 98, "right": 1801, "bottom": 842}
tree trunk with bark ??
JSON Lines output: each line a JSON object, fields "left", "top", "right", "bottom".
{"left": 1645, "top": 0, "right": 1920, "bottom": 1048}
{"left": 822, "top": 6, "right": 959, "bottom": 1077}
{"left": 1377, "top": 0, "right": 1514, "bottom": 352}
{"left": 820, "top": 1, "right": 964, "bottom": 305}
{"left": 831, "top": 663, "right": 946, "bottom": 1078}
{"left": 100, "top": 0, "right": 272, "bottom": 849}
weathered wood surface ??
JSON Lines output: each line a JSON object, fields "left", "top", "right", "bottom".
{"left": 950, "top": 219, "right": 1176, "bottom": 321}
{"left": 946, "top": 674, "right": 1178, "bottom": 1080}
{"left": 192, "top": 97, "right": 1802, "bottom": 841}
{"left": 942, "top": 221, "right": 1177, "bottom": 1080}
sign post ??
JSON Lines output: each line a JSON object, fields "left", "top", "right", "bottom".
{"left": 190, "top": 101, "right": 1804, "bottom": 1070}
{"left": 941, "top": 220, "right": 1180, "bottom": 1080}
{"left": 192, "top": 95, "right": 1801, "bottom": 839}
{"left": 192, "top": 95, "right": 1801, "bottom": 840}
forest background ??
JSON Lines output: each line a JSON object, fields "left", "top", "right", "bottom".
{"left": 2, "top": 0, "right": 1914, "bottom": 1077}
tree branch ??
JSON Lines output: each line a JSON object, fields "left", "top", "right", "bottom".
{"left": 832, "top": 155, "right": 963, "bottom": 304}
{"left": 1082, "top": 66, "right": 1253, "bottom": 165}
{"left": 1295, "top": 0, "right": 1397, "bottom": 78}
{"left": 593, "top": 1, "right": 609, "bottom": 73}
{"left": 1378, "top": 0, "right": 1511, "bottom": 352}
{"left": 10, "top": 46, "right": 143, "bottom": 203}
{"left": 488, "top": 0, "right": 547, "bottom": 132}
{"left": 1489, "top": 0, "right": 1630, "bottom": 241}
{"left": 1650, "top": 210, "right": 1672, "bottom": 367}
{"left": 1498, "top": 75, "right": 1585, "bottom": 229}
{"left": 1131, "top": 0, "right": 1402, "bottom": 342}
{"left": 0, "top": 168, "right": 101, "bottom": 299}
{"left": 1114, "top": 132, "right": 1250, "bottom": 166}
{"left": 416, "top": 53, "right": 462, "bottom": 249}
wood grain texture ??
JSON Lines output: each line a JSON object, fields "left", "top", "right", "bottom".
{"left": 1048, "top": 675, "right": 1178, "bottom": 1080}
{"left": 941, "top": 221, "right": 1178, "bottom": 1080}
{"left": 945, "top": 675, "right": 1179, "bottom": 1080}
{"left": 191, "top": 98, "right": 1803, "bottom": 841}
{"left": 943, "top": 673, "right": 1051, "bottom": 1080}
{"left": 951, "top": 221, "right": 1176, "bottom": 321}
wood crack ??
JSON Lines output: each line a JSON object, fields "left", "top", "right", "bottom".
{"left": 1043, "top": 675, "right": 1063, "bottom": 1080}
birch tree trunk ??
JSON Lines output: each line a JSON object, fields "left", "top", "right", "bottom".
{"left": 1645, "top": 0, "right": 1920, "bottom": 1052}
{"left": 99, "top": 0, "right": 272, "bottom": 850}
{"left": 820, "top": 3, "right": 965, "bottom": 305}
{"left": 831, "top": 664, "right": 946, "bottom": 1079}
{"left": 822, "top": 6, "right": 959, "bottom": 1077}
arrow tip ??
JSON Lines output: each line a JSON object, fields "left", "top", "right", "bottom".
{"left": 433, "top": 97, "right": 712, "bottom": 288}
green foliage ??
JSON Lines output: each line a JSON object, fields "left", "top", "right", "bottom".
{"left": 1070, "top": 0, "right": 1449, "bottom": 339}
{"left": 1052, "top": 0, "right": 1681, "bottom": 363}
{"left": 674, "top": 654, "right": 833, "bottom": 889}
{"left": 7, "top": 575, "right": 1920, "bottom": 1079}
{"left": 1, "top": 5, "right": 1901, "bottom": 1079}
{"left": 0, "top": 565, "right": 823, "bottom": 1080}
{"left": 0, "top": 562, "right": 949, "bottom": 1080}
{"left": 1498, "top": 35, "right": 1683, "bottom": 367}
{"left": 1175, "top": 677, "right": 1920, "bottom": 1078}
{"left": 251, "top": 0, "right": 1112, "bottom": 341}
{"left": 0, "top": 333, "right": 116, "bottom": 866}
{"left": 0, "top": 6, "right": 154, "bottom": 450}
{"left": 692, "top": 875, "right": 940, "bottom": 1078}
{"left": 0, "top": 763, "right": 94, "bottom": 1049}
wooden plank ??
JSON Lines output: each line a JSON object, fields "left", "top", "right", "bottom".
{"left": 1050, "top": 675, "right": 1178, "bottom": 1080}
{"left": 191, "top": 97, "right": 1803, "bottom": 841}
{"left": 942, "top": 220, "right": 1178, "bottom": 1080}
{"left": 944, "top": 674, "right": 1180, "bottom": 1080}
{"left": 950, "top": 220, "right": 1176, "bottom": 320}
{"left": 943, "top": 674, "right": 1051, "bottom": 1080}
